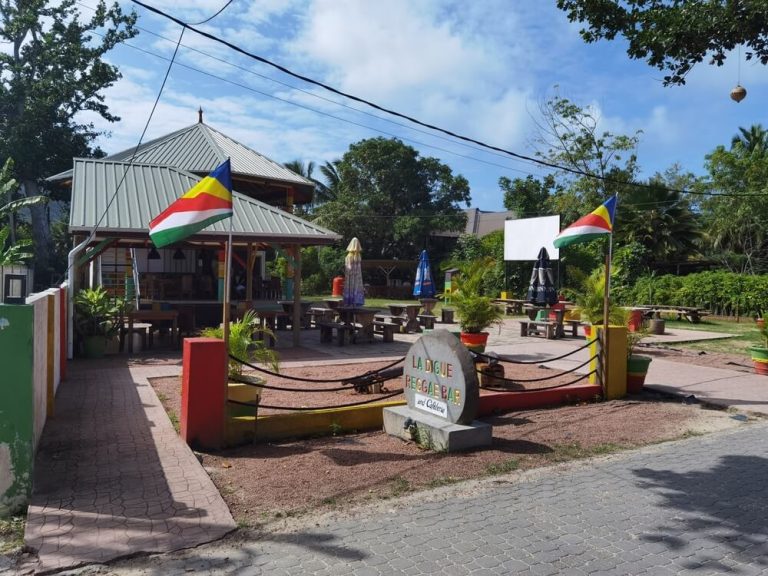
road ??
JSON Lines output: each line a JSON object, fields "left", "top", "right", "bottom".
{"left": 61, "top": 420, "right": 768, "bottom": 576}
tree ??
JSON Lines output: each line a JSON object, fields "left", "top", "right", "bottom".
{"left": 731, "top": 124, "right": 768, "bottom": 156}
{"left": 500, "top": 174, "right": 557, "bottom": 218}
{"left": 317, "top": 159, "right": 343, "bottom": 204}
{"left": 701, "top": 132, "right": 768, "bottom": 274}
{"left": 0, "top": 0, "right": 137, "bottom": 285}
{"left": 314, "top": 138, "right": 470, "bottom": 260}
{"left": 0, "top": 158, "right": 45, "bottom": 265}
{"left": 556, "top": 0, "right": 768, "bottom": 86}
{"left": 534, "top": 94, "right": 640, "bottom": 224}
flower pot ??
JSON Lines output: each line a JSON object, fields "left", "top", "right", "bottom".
{"left": 756, "top": 318, "right": 765, "bottom": 330}
{"left": 583, "top": 324, "right": 591, "bottom": 338}
{"left": 626, "top": 355, "right": 652, "bottom": 393}
{"left": 83, "top": 335, "right": 107, "bottom": 359}
{"left": 460, "top": 331, "right": 489, "bottom": 353}
{"left": 749, "top": 346, "right": 768, "bottom": 375}
{"left": 649, "top": 318, "right": 665, "bottom": 335}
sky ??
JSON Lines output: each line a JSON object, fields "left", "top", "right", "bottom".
{"left": 77, "top": 0, "right": 768, "bottom": 211}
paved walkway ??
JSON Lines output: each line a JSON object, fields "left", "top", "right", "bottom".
{"left": 86, "top": 420, "right": 768, "bottom": 575}
{"left": 23, "top": 358, "right": 235, "bottom": 573}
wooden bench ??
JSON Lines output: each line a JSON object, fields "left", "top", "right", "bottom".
{"left": 519, "top": 320, "right": 556, "bottom": 339}
{"left": 563, "top": 319, "right": 582, "bottom": 337}
{"left": 418, "top": 314, "right": 436, "bottom": 330}
{"left": 441, "top": 308, "right": 455, "bottom": 323}
{"left": 374, "top": 314, "right": 406, "bottom": 332}
{"left": 373, "top": 320, "right": 396, "bottom": 343}
{"left": 318, "top": 321, "right": 350, "bottom": 346}
{"left": 308, "top": 307, "right": 336, "bottom": 327}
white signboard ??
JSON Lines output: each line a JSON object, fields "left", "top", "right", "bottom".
{"left": 504, "top": 215, "right": 561, "bottom": 261}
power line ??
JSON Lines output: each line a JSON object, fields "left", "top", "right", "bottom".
{"left": 187, "top": 0, "right": 235, "bottom": 25}
{"left": 129, "top": 0, "right": 768, "bottom": 199}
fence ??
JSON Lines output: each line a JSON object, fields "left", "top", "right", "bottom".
{"left": 0, "top": 283, "right": 67, "bottom": 516}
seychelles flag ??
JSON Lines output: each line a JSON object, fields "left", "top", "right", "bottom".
{"left": 553, "top": 195, "right": 616, "bottom": 249}
{"left": 149, "top": 159, "right": 233, "bottom": 248}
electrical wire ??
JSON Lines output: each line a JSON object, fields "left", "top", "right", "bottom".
{"left": 129, "top": 0, "right": 768, "bottom": 199}
{"left": 187, "top": 0, "right": 235, "bottom": 25}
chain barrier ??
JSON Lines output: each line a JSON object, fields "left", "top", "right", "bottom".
{"left": 227, "top": 388, "right": 403, "bottom": 411}
{"left": 472, "top": 337, "right": 598, "bottom": 365}
{"left": 480, "top": 369, "right": 597, "bottom": 393}
{"left": 229, "top": 365, "right": 404, "bottom": 393}
{"left": 476, "top": 353, "right": 597, "bottom": 383}
{"left": 229, "top": 354, "right": 405, "bottom": 383}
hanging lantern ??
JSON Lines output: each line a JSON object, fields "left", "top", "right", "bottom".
{"left": 730, "top": 84, "right": 747, "bottom": 103}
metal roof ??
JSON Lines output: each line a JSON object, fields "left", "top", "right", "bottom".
{"left": 68, "top": 159, "right": 340, "bottom": 244}
{"left": 48, "top": 122, "right": 315, "bottom": 190}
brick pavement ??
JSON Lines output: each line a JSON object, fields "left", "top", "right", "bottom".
{"left": 22, "top": 357, "right": 235, "bottom": 573}
{"left": 96, "top": 421, "right": 768, "bottom": 575}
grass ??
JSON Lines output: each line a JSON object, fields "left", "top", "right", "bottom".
{"left": 653, "top": 318, "right": 762, "bottom": 356}
{"left": 546, "top": 442, "right": 622, "bottom": 463}
{"left": 0, "top": 516, "right": 25, "bottom": 556}
{"left": 155, "top": 392, "right": 181, "bottom": 433}
{"left": 389, "top": 476, "right": 411, "bottom": 497}
{"left": 303, "top": 295, "right": 449, "bottom": 315}
{"left": 485, "top": 459, "right": 520, "bottom": 475}
{"left": 427, "top": 476, "right": 460, "bottom": 488}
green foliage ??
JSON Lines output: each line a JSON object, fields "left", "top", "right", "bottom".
{"left": 74, "top": 287, "right": 122, "bottom": 339}
{"left": 567, "top": 267, "right": 626, "bottom": 326}
{"left": 625, "top": 271, "right": 768, "bottom": 319}
{"left": 557, "top": 0, "right": 768, "bottom": 86}
{"left": 500, "top": 174, "right": 557, "bottom": 217}
{"left": 314, "top": 137, "right": 470, "bottom": 260}
{"left": 448, "top": 258, "right": 504, "bottom": 333}
{"left": 201, "top": 310, "right": 278, "bottom": 379}
{"left": 0, "top": 227, "right": 32, "bottom": 265}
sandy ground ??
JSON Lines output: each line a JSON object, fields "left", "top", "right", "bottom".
{"left": 148, "top": 345, "right": 756, "bottom": 527}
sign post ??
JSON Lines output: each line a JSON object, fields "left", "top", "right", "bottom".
{"left": 383, "top": 331, "right": 492, "bottom": 451}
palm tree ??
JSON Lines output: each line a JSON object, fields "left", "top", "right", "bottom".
{"left": 317, "top": 159, "right": 343, "bottom": 204}
{"left": 283, "top": 159, "right": 316, "bottom": 180}
{"left": 0, "top": 158, "right": 46, "bottom": 265}
{"left": 731, "top": 124, "right": 768, "bottom": 155}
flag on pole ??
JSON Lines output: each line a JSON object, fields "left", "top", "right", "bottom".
{"left": 149, "top": 159, "right": 233, "bottom": 248}
{"left": 553, "top": 195, "right": 616, "bottom": 249}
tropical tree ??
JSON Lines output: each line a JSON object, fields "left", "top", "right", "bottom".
{"left": 0, "top": 158, "right": 45, "bottom": 265}
{"left": 556, "top": 0, "right": 768, "bottom": 85}
{"left": 283, "top": 159, "right": 316, "bottom": 180}
{"left": 701, "top": 131, "right": 768, "bottom": 274}
{"left": 500, "top": 174, "right": 557, "bottom": 218}
{"left": 731, "top": 124, "right": 768, "bottom": 156}
{"left": 317, "top": 159, "right": 343, "bottom": 204}
{"left": 0, "top": 0, "right": 137, "bottom": 285}
{"left": 314, "top": 138, "right": 470, "bottom": 260}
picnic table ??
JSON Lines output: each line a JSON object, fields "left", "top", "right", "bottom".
{"left": 277, "top": 300, "right": 312, "bottom": 328}
{"left": 387, "top": 302, "right": 422, "bottom": 333}
{"left": 637, "top": 305, "right": 710, "bottom": 324}
{"left": 492, "top": 298, "right": 527, "bottom": 315}
{"left": 126, "top": 310, "right": 179, "bottom": 354}
{"left": 337, "top": 307, "right": 378, "bottom": 343}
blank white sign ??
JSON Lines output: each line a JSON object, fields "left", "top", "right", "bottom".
{"left": 504, "top": 215, "right": 561, "bottom": 261}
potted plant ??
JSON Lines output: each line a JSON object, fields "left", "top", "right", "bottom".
{"left": 626, "top": 323, "right": 652, "bottom": 393}
{"left": 74, "top": 287, "right": 123, "bottom": 358}
{"left": 748, "top": 322, "right": 768, "bottom": 375}
{"left": 567, "top": 268, "right": 625, "bottom": 338}
{"left": 449, "top": 258, "right": 503, "bottom": 352}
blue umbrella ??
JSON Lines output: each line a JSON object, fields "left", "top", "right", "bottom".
{"left": 413, "top": 250, "right": 436, "bottom": 298}
{"left": 527, "top": 247, "right": 558, "bottom": 306}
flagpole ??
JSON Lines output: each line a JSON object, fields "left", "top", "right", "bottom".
{"left": 601, "top": 196, "right": 617, "bottom": 397}
{"left": 222, "top": 159, "right": 233, "bottom": 446}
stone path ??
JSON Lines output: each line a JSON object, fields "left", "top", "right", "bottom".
{"left": 22, "top": 358, "right": 235, "bottom": 573}
{"left": 99, "top": 421, "right": 768, "bottom": 575}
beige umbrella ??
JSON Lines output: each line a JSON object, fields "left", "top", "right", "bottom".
{"left": 343, "top": 237, "right": 364, "bottom": 307}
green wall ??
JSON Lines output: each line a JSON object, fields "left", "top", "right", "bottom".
{"left": 0, "top": 304, "right": 34, "bottom": 517}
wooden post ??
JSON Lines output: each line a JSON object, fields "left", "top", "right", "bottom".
{"left": 292, "top": 245, "right": 302, "bottom": 346}
{"left": 246, "top": 243, "right": 255, "bottom": 302}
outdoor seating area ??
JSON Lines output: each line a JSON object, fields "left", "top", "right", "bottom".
{"left": 636, "top": 304, "right": 711, "bottom": 324}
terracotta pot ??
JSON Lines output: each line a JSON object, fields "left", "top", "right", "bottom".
{"left": 583, "top": 325, "right": 592, "bottom": 338}
{"left": 626, "top": 355, "right": 652, "bottom": 393}
{"left": 460, "top": 331, "right": 489, "bottom": 353}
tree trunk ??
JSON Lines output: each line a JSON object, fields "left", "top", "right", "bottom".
{"left": 22, "top": 180, "right": 51, "bottom": 286}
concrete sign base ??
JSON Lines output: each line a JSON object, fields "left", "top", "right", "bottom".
{"left": 383, "top": 405, "right": 492, "bottom": 452}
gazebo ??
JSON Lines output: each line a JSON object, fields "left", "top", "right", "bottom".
{"left": 48, "top": 115, "right": 341, "bottom": 356}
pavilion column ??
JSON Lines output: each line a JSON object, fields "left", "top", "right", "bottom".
{"left": 292, "top": 245, "right": 301, "bottom": 347}
{"left": 246, "top": 243, "right": 255, "bottom": 302}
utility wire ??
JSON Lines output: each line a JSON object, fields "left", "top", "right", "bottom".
{"left": 187, "top": 0, "right": 235, "bottom": 25}
{"left": 129, "top": 0, "right": 768, "bottom": 198}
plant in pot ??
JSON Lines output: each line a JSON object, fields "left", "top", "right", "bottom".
{"left": 748, "top": 322, "right": 768, "bottom": 375}
{"left": 567, "top": 268, "right": 625, "bottom": 338}
{"left": 449, "top": 258, "right": 503, "bottom": 353}
{"left": 626, "top": 321, "right": 652, "bottom": 393}
{"left": 74, "top": 287, "right": 122, "bottom": 358}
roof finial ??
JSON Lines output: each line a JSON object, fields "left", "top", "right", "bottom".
{"left": 198, "top": 107, "right": 203, "bottom": 123}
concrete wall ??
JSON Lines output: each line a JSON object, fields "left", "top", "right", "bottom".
{"left": 0, "top": 285, "right": 67, "bottom": 516}
{"left": 0, "top": 305, "right": 34, "bottom": 516}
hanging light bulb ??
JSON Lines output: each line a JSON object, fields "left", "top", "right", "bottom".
{"left": 148, "top": 246, "right": 161, "bottom": 260}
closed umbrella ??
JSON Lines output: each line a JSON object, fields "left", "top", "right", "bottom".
{"left": 343, "top": 237, "right": 365, "bottom": 307}
{"left": 412, "top": 250, "right": 436, "bottom": 298}
{"left": 527, "top": 247, "right": 558, "bottom": 306}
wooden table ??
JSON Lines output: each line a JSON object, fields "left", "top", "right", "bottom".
{"left": 338, "top": 307, "right": 378, "bottom": 343}
{"left": 278, "top": 300, "right": 313, "bottom": 328}
{"left": 127, "top": 310, "right": 179, "bottom": 354}
{"left": 324, "top": 298, "right": 343, "bottom": 310}
{"left": 638, "top": 305, "right": 710, "bottom": 324}
{"left": 387, "top": 303, "right": 422, "bottom": 333}
{"left": 493, "top": 298, "right": 527, "bottom": 315}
